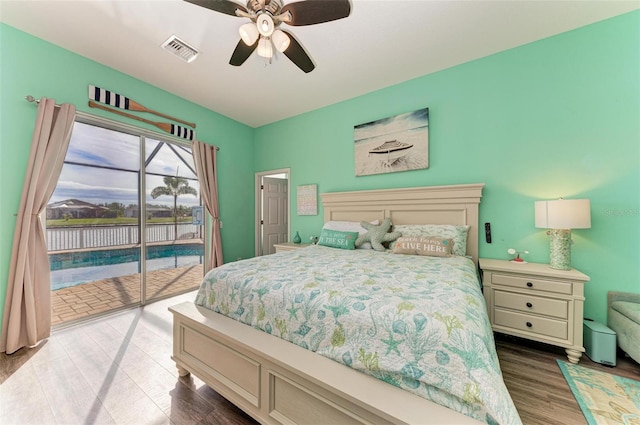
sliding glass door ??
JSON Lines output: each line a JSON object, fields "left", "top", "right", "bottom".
{"left": 47, "top": 118, "right": 204, "bottom": 326}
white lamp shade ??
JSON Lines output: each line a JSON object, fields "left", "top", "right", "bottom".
{"left": 239, "top": 23, "right": 259, "bottom": 46}
{"left": 257, "top": 37, "right": 273, "bottom": 58}
{"left": 535, "top": 199, "right": 591, "bottom": 229}
{"left": 272, "top": 29, "right": 290, "bottom": 52}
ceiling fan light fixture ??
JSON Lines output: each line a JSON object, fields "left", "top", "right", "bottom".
{"left": 189, "top": 0, "right": 351, "bottom": 72}
{"left": 239, "top": 23, "right": 259, "bottom": 46}
{"left": 256, "top": 14, "right": 274, "bottom": 37}
{"left": 271, "top": 29, "right": 290, "bottom": 52}
{"left": 257, "top": 37, "right": 273, "bottom": 58}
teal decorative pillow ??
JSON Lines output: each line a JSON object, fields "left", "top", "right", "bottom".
{"left": 317, "top": 229, "right": 359, "bottom": 250}
{"left": 355, "top": 218, "right": 401, "bottom": 252}
{"left": 322, "top": 220, "right": 379, "bottom": 249}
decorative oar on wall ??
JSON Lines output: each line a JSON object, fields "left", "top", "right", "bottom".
{"left": 89, "top": 84, "right": 196, "bottom": 128}
{"left": 88, "top": 101, "right": 195, "bottom": 141}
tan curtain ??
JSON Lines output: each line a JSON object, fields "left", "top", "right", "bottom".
{"left": 192, "top": 140, "right": 223, "bottom": 272}
{"left": 1, "top": 98, "right": 76, "bottom": 354}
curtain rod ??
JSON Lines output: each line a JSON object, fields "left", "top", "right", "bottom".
{"left": 24, "top": 95, "right": 219, "bottom": 151}
{"left": 25, "top": 95, "right": 58, "bottom": 106}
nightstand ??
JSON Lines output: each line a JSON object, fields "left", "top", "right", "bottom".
{"left": 273, "top": 242, "right": 311, "bottom": 253}
{"left": 479, "top": 258, "right": 590, "bottom": 364}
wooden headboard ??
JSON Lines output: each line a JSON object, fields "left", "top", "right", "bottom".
{"left": 321, "top": 183, "right": 485, "bottom": 264}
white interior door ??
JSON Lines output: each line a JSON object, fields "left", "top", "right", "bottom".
{"left": 262, "top": 176, "right": 288, "bottom": 255}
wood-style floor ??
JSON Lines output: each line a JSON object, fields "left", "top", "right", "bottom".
{"left": 495, "top": 333, "right": 639, "bottom": 425}
{"left": 1, "top": 291, "right": 638, "bottom": 425}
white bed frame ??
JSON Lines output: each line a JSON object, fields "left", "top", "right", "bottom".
{"left": 170, "top": 183, "right": 485, "bottom": 425}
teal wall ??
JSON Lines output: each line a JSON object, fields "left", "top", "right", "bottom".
{"left": 1, "top": 11, "right": 638, "bottom": 333}
{"left": 0, "top": 24, "right": 255, "bottom": 330}
{"left": 254, "top": 11, "right": 640, "bottom": 324}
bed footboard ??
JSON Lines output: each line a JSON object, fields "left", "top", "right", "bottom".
{"left": 170, "top": 301, "right": 481, "bottom": 425}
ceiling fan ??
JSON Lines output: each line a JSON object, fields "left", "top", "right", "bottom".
{"left": 184, "top": 0, "right": 351, "bottom": 73}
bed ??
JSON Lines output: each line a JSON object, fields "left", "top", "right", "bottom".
{"left": 169, "top": 183, "right": 521, "bottom": 425}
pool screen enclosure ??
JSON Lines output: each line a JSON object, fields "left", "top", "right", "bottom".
{"left": 46, "top": 117, "right": 205, "bottom": 325}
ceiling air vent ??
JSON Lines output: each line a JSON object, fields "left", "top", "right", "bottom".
{"left": 162, "top": 35, "right": 199, "bottom": 63}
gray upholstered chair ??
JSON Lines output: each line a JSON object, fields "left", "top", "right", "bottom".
{"left": 607, "top": 291, "right": 640, "bottom": 364}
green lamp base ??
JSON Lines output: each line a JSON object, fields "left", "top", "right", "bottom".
{"left": 548, "top": 229, "right": 572, "bottom": 270}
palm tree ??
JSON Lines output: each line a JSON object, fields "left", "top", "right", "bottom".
{"left": 151, "top": 176, "right": 198, "bottom": 239}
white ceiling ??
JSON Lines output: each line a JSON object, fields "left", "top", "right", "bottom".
{"left": 1, "top": 0, "right": 638, "bottom": 128}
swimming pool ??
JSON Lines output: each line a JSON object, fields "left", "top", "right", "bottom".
{"left": 49, "top": 244, "right": 204, "bottom": 291}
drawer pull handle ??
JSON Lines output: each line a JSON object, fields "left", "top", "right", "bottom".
{"left": 526, "top": 282, "right": 533, "bottom": 288}
{"left": 526, "top": 322, "right": 533, "bottom": 328}
{"left": 526, "top": 302, "right": 533, "bottom": 308}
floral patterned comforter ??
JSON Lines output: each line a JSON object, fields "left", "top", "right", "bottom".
{"left": 195, "top": 245, "right": 522, "bottom": 425}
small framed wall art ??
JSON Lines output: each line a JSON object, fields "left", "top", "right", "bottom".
{"left": 297, "top": 184, "right": 317, "bottom": 215}
{"left": 354, "top": 108, "right": 429, "bottom": 177}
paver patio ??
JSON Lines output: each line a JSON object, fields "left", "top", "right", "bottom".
{"left": 51, "top": 264, "right": 203, "bottom": 326}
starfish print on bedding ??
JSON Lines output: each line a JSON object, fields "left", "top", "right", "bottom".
{"left": 382, "top": 332, "right": 403, "bottom": 355}
{"left": 287, "top": 302, "right": 300, "bottom": 320}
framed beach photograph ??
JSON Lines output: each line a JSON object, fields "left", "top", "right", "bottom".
{"left": 354, "top": 108, "right": 429, "bottom": 177}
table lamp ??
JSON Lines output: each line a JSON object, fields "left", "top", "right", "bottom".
{"left": 535, "top": 198, "right": 591, "bottom": 270}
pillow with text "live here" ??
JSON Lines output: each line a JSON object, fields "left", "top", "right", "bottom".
{"left": 392, "top": 236, "right": 454, "bottom": 257}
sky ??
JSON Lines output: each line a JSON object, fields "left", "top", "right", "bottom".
{"left": 354, "top": 108, "right": 429, "bottom": 144}
{"left": 50, "top": 122, "right": 201, "bottom": 208}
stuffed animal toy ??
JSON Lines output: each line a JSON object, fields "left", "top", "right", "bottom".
{"left": 355, "top": 218, "right": 401, "bottom": 252}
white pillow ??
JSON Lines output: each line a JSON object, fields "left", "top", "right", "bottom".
{"left": 322, "top": 220, "right": 379, "bottom": 249}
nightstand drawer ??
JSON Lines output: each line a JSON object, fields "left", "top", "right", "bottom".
{"left": 491, "top": 273, "right": 572, "bottom": 295}
{"left": 494, "top": 291, "right": 568, "bottom": 319}
{"left": 495, "top": 309, "right": 568, "bottom": 340}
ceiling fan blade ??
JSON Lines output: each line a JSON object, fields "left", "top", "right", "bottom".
{"left": 281, "top": 30, "right": 315, "bottom": 73}
{"left": 229, "top": 39, "right": 258, "bottom": 66}
{"left": 183, "top": 0, "right": 247, "bottom": 16}
{"left": 281, "top": 0, "right": 351, "bottom": 26}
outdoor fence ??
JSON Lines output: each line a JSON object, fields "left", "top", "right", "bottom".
{"left": 47, "top": 223, "right": 202, "bottom": 251}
